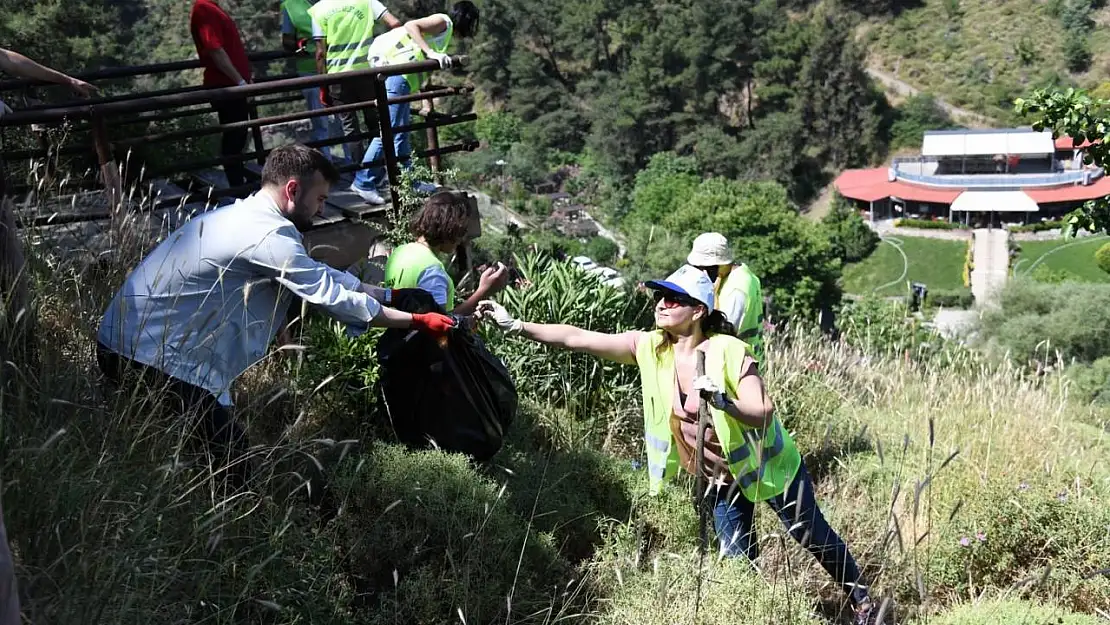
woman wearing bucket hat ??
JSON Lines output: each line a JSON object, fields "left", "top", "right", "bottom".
{"left": 686, "top": 233, "right": 766, "bottom": 366}
{"left": 476, "top": 265, "right": 881, "bottom": 624}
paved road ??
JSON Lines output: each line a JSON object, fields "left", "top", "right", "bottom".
{"left": 970, "top": 228, "right": 1009, "bottom": 308}
{"left": 866, "top": 66, "right": 996, "bottom": 128}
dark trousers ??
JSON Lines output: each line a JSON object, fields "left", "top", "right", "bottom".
{"left": 711, "top": 462, "right": 870, "bottom": 606}
{"left": 96, "top": 342, "right": 250, "bottom": 488}
{"left": 330, "top": 79, "right": 378, "bottom": 164}
{"left": 212, "top": 97, "right": 251, "bottom": 189}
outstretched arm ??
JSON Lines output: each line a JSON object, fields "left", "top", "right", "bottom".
{"left": 0, "top": 47, "right": 96, "bottom": 96}
{"left": 478, "top": 300, "right": 637, "bottom": 365}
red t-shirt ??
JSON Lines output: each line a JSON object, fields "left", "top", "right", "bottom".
{"left": 190, "top": 0, "right": 252, "bottom": 87}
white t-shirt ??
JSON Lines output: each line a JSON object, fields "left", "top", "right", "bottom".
{"left": 718, "top": 289, "right": 746, "bottom": 330}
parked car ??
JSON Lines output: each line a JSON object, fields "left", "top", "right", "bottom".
{"left": 570, "top": 256, "right": 597, "bottom": 272}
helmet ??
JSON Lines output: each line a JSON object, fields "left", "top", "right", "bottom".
{"left": 451, "top": 1, "right": 480, "bottom": 38}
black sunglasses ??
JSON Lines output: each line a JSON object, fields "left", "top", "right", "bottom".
{"left": 652, "top": 290, "right": 700, "bottom": 307}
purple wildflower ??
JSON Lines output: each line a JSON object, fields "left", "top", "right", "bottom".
{"left": 1017, "top": 482, "right": 1029, "bottom": 491}
{"left": 976, "top": 532, "right": 987, "bottom": 542}
{"left": 959, "top": 537, "right": 970, "bottom": 547}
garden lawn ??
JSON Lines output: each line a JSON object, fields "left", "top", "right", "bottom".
{"left": 842, "top": 235, "right": 967, "bottom": 296}
{"left": 1014, "top": 236, "right": 1110, "bottom": 283}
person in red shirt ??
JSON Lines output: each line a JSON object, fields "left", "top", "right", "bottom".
{"left": 190, "top": 0, "right": 253, "bottom": 191}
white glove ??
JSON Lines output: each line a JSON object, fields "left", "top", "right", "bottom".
{"left": 476, "top": 300, "right": 522, "bottom": 334}
{"left": 692, "top": 375, "right": 729, "bottom": 410}
{"left": 0, "top": 99, "right": 11, "bottom": 120}
{"left": 427, "top": 51, "right": 452, "bottom": 69}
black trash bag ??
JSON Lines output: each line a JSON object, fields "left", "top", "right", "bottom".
{"left": 376, "top": 288, "right": 517, "bottom": 462}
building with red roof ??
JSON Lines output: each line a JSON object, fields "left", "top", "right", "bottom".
{"left": 834, "top": 128, "right": 1107, "bottom": 227}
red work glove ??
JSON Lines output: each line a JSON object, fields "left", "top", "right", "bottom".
{"left": 411, "top": 312, "right": 455, "bottom": 338}
{"left": 295, "top": 38, "right": 309, "bottom": 54}
{"left": 319, "top": 87, "right": 332, "bottom": 107}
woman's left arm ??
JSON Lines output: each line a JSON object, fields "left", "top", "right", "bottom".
{"left": 699, "top": 355, "right": 773, "bottom": 428}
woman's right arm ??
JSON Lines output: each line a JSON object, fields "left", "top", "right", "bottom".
{"left": 518, "top": 322, "right": 637, "bottom": 365}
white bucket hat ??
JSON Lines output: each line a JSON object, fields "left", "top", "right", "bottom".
{"left": 686, "top": 232, "right": 733, "bottom": 267}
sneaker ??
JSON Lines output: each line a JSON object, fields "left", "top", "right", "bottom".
{"left": 349, "top": 183, "right": 387, "bottom": 205}
{"left": 413, "top": 180, "right": 439, "bottom": 194}
{"left": 854, "top": 599, "right": 888, "bottom": 625}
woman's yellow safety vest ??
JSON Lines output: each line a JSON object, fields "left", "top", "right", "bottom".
{"left": 367, "top": 16, "right": 453, "bottom": 93}
{"left": 634, "top": 330, "right": 800, "bottom": 502}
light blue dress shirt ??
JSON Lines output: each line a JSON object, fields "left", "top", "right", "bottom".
{"left": 97, "top": 191, "right": 382, "bottom": 406}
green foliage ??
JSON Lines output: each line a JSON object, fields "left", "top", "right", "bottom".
{"left": 890, "top": 93, "right": 956, "bottom": 149}
{"left": 1095, "top": 241, "right": 1110, "bottom": 274}
{"left": 663, "top": 177, "right": 842, "bottom": 316}
{"left": 979, "top": 278, "right": 1110, "bottom": 365}
{"left": 1008, "top": 219, "right": 1064, "bottom": 233}
{"left": 492, "top": 252, "right": 653, "bottom": 419}
{"left": 620, "top": 222, "right": 691, "bottom": 287}
{"left": 627, "top": 152, "right": 700, "bottom": 224}
{"left": 838, "top": 295, "right": 947, "bottom": 360}
{"left": 1064, "top": 355, "right": 1110, "bottom": 404}
{"left": 896, "top": 217, "right": 965, "bottom": 230}
{"left": 475, "top": 110, "right": 523, "bottom": 153}
{"left": 584, "top": 236, "right": 619, "bottom": 265}
{"left": 926, "top": 288, "right": 974, "bottom": 309}
{"left": 933, "top": 599, "right": 1105, "bottom": 625}
{"left": 823, "top": 193, "right": 880, "bottom": 263}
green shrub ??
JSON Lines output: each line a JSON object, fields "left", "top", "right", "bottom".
{"left": 585, "top": 236, "right": 620, "bottom": 265}
{"left": 926, "top": 288, "right": 974, "bottom": 310}
{"left": 895, "top": 218, "right": 965, "bottom": 230}
{"left": 333, "top": 444, "right": 580, "bottom": 624}
{"left": 1094, "top": 241, "right": 1110, "bottom": 274}
{"left": 1065, "top": 356, "right": 1110, "bottom": 404}
{"left": 1008, "top": 219, "right": 1064, "bottom": 233}
{"left": 980, "top": 279, "right": 1110, "bottom": 365}
{"left": 933, "top": 599, "right": 1103, "bottom": 625}
{"left": 823, "top": 193, "right": 880, "bottom": 263}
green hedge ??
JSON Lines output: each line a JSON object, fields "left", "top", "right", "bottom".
{"left": 927, "top": 288, "right": 975, "bottom": 309}
{"left": 1008, "top": 219, "right": 1064, "bottom": 233}
{"left": 895, "top": 218, "right": 966, "bottom": 230}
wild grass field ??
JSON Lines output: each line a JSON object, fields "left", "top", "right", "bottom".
{"left": 841, "top": 236, "right": 967, "bottom": 296}
{"left": 2, "top": 182, "right": 1110, "bottom": 625}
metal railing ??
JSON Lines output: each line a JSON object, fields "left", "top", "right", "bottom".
{"left": 0, "top": 49, "right": 479, "bottom": 228}
{"left": 891, "top": 159, "right": 1102, "bottom": 189}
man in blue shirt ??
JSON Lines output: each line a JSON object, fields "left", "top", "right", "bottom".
{"left": 96, "top": 144, "right": 454, "bottom": 487}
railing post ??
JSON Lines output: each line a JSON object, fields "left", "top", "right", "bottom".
{"left": 373, "top": 75, "right": 402, "bottom": 208}
{"left": 248, "top": 100, "right": 266, "bottom": 167}
{"left": 424, "top": 99, "right": 441, "bottom": 180}
{"left": 89, "top": 108, "right": 122, "bottom": 209}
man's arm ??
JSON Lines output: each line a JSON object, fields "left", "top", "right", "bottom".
{"left": 371, "top": 0, "right": 403, "bottom": 29}
{"left": 311, "top": 16, "right": 328, "bottom": 76}
{"left": 0, "top": 47, "right": 96, "bottom": 96}
{"left": 208, "top": 47, "right": 249, "bottom": 85}
{"left": 403, "top": 14, "right": 450, "bottom": 57}
{"left": 280, "top": 9, "right": 298, "bottom": 52}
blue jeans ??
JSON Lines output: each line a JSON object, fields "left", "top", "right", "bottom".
{"left": 354, "top": 74, "right": 411, "bottom": 191}
{"left": 711, "top": 461, "right": 870, "bottom": 606}
{"left": 298, "top": 72, "right": 351, "bottom": 165}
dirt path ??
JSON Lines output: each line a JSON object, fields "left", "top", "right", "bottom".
{"left": 866, "top": 66, "right": 996, "bottom": 128}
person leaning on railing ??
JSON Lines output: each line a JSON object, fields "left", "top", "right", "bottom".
{"left": 476, "top": 265, "right": 883, "bottom": 625}
{"left": 0, "top": 47, "right": 97, "bottom": 625}
{"left": 309, "top": 0, "right": 402, "bottom": 166}
{"left": 349, "top": 1, "right": 481, "bottom": 205}
{"left": 94, "top": 144, "right": 455, "bottom": 490}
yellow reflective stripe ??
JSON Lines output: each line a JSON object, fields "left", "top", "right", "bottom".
{"left": 327, "top": 36, "right": 375, "bottom": 53}
{"left": 734, "top": 421, "right": 786, "bottom": 488}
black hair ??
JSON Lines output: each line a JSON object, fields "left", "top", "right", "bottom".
{"left": 451, "top": 1, "right": 480, "bottom": 37}
{"left": 701, "top": 310, "right": 735, "bottom": 336}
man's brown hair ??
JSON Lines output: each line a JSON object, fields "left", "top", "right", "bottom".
{"left": 261, "top": 144, "right": 339, "bottom": 187}
{"left": 410, "top": 191, "right": 472, "bottom": 247}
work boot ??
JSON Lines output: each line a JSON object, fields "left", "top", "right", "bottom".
{"left": 349, "top": 183, "right": 387, "bottom": 205}
{"left": 413, "top": 180, "right": 438, "bottom": 194}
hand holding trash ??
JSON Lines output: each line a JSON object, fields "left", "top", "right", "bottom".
{"left": 411, "top": 312, "right": 456, "bottom": 338}
{"left": 478, "top": 262, "right": 510, "bottom": 297}
{"left": 692, "top": 375, "right": 729, "bottom": 410}
{"left": 476, "top": 300, "right": 523, "bottom": 334}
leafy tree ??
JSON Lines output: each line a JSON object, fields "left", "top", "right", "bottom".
{"left": 1096, "top": 242, "right": 1110, "bottom": 275}
{"left": 627, "top": 152, "right": 701, "bottom": 224}
{"left": 890, "top": 93, "right": 956, "bottom": 149}
{"left": 823, "top": 192, "right": 879, "bottom": 263}
{"left": 794, "top": 1, "right": 886, "bottom": 168}
{"left": 585, "top": 236, "right": 620, "bottom": 265}
{"left": 663, "top": 178, "right": 842, "bottom": 316}
{"left": 476, "top": 111, "right": 523, "bottom": 154}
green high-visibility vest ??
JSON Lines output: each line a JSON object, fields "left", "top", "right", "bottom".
{"left": 383, "top": 242, "right": 455, "bottom": 310}
{"left": 368, "top": 15, "right": 453, "bottom": 93}
{"left": 308, "top": 0, "right": 378, "bottom": 74}
{"left": 283, "top": 0, "right": 318, "bottom": 74}
{"left": 635, "top": 330, "right": 800, "bottom": 501}
{"left": 718, "top": 263, "right": 764, "bottom": 366}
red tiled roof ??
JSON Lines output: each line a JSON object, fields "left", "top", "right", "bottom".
{"left": 1055, "top": 136, "right": 1097, "bottom": 150}
{"left": 1023, "top": 175, "right": 1110, "bottom": 203}
{"left": 834, "top": 168, "right": 964, "bottom": 204}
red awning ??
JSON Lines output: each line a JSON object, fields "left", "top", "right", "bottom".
{"left": 1055, "top": 136, "right": 1097, "bottom": 150}
{"left": 1024, "top": 176, "right": 1110, "bottom": 203}
{"left": 834, "top": 168, "right": 964, "bottom": 204}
